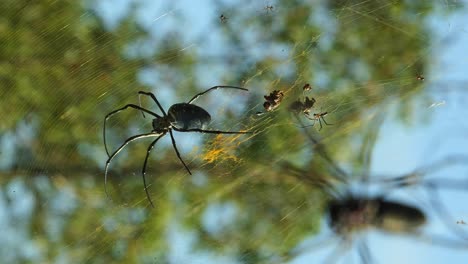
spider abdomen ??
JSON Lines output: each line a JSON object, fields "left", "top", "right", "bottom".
{"left": 374, "top": 199, "right": 426, "bottom": 233}
{"left": 168, "top": 103, "right": 211, "bottom": 130}
{"left": 328, "top": 197, "right": 426, "bottom": 234}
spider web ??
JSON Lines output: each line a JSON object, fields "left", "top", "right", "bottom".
{"left": 1, "top": 0, "right": 468, "bottom": 263}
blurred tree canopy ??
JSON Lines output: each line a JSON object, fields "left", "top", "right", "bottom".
{"left": 0, "top": 0, "right": 458, "bottom": 263}
{"left": 0, "top": 0, "right": 148, "bottom": 169}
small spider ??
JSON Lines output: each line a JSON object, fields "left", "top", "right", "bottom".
{"left": 220, "top": 14, "right": 228, "bottom": 23}
{"left": 256, "top": 90, "right": 284, "bottom": 116}
{"left": 417, "top": 75, "right": 425, "bottom": 81}
{"left": 103, "top": 86, "right": 250, "bottom": 207}
{"left": 302, "top": 83, "right": 311, "bottom": 91}
{"left": 264, "top": 5, "right": 274, "bottom": 13}
{"left": 310, "top": 111, "right": 332, "bottom": 131}
{"left": 289, "top": 96, "right": 332, "bottom": 130}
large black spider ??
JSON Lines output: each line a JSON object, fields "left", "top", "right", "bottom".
{"left": 103, "top": 86, "right": 250, "bottom": 207}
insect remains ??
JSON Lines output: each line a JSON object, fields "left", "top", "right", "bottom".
{"left": 302, "top": 83, "right": 311, "bottom": 91}
{"left": 288, "top": 96, "right": 316, "bottom": 117}
{"left": 263, "top": 90, "right": 284, "bottom": 111}
{"left": 310, "top": 111, "right": 332, "bottom": 131}
{"left": 103, "top": 86, "right": 250, "bottom": 207}
{"left": 256, "top": 90, "right": 284, "bottom": 116}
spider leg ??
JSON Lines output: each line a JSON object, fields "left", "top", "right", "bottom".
{"left": 284, "top": 233, "right": 338, "bottom": 261}
{"left": 138, "top": 93, "right": 146, "bottom": 118}
{"left": 103, "top": 104, "right": 161, "bottom": 157}
{"left": 297, "top": 114, "right": 317, "bottom": 128}
{"left": 104, "top": 132, "right": 162, "bottom": 202}
{"left": 322, "top": 116, "right": 333, "bottom": 126}
{"left": 295, "top": 115, "right": 349, "bottom": 182}
{"left": 366, "top": 155, "right": 468, "bottom": 189}
{"left": 303, "top": 112, "right": 315, "bottom": 121}
{"left": 317, "top": 118, "right": 323, "bottom": 131}
{"left": 357, "top": 238, "right": 374, "bottom": 264}
{"left": 138, "top": 91, "right": 167, "bottom": 116}
{"left": 142, "top": 135, "right": 164, "bottom": 208}
{"left": 187, "top": 85, "right": 248, "bottom": 104}
{"left": 173, "top": 127, "right": 252, "bottom": 134}
{"left": 168, "top": 130, "right": 192, "bottom": 175}
{"left": 322, "top": 239, "right": 349, "bottom": 264}
{"left": 310, "top": 118, "right": 316, "bottom": 128}
{"left": 411, "top": 230, "right": 468, "bottom": 249}
{"left": 426, "top": 183, "right": 468, "bottom": 242}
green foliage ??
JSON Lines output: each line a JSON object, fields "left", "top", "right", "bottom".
{"left": 0, "top": 0, "right": 149, "bottom": 169}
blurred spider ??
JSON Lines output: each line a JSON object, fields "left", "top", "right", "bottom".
{"left": 256, "top": 90, "right": 284, "bottom": 116}
{"left": 310, "top": 111, "right": 332, "bottom": 131}
{"left": 303, "top": 83, "right": 311, "bottom": 91}
{"left": 288, "top": 162, "right": 468, "bottom": 263}
{"left": 285, "top": 128, "right": 468, "bottom": 263}
{"left": 264, "top": 5, "right": 274, "bottom": 13}
{"left": 220, "top": 14, "right": 228, "bottom": 23}
{"left": 103, "top": 86, "right": 250, "bottom": 207}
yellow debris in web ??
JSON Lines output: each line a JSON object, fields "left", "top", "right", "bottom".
{"left": 202, "top": 134, "right": 241, "bottom": 163}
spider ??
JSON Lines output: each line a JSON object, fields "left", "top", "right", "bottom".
{"left": 284, "top": 129, "right": 468, "bottom": 263}
{"left": 287, "top": 158, "right": 468, "bottom": 263}
{"left": 264, "top": 5, "right": 274, "bottom": 13}
{"left": 219, "top": 14, "right": 228, "bottom": 23}
{"left": 103, "top": 86, "right": 250, "bottom": 207}
{"left": 310, "top": 111, "right": 332, "bottom": 131}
